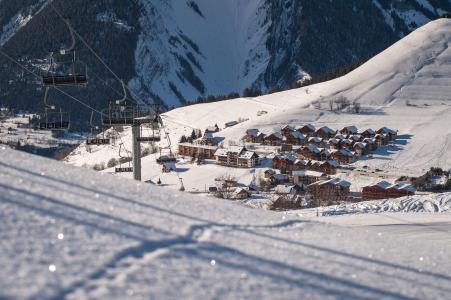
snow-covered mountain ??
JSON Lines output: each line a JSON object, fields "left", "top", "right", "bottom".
{"left": 66, "top": 18, "right": 451, "bottom": 190}
{"left": 2, "top": 147, "right": 451, "bottom": 299}
{"left": 0, "top": 0, "right": 450, "bottom": 122}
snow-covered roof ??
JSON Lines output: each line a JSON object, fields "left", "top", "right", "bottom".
{"left": 317, "top": 126, "right": 336, "bottom": 134}
{"left": 267, "top": 132, "right": 283, "bottom": 139}
{"left": 310, "top": 177, "right": 351, "bottom": 188}
{"left": 292, "top": 170, "right": 325, "bottom": 177}
{"left": 214, "top": 149, "right": 229, "bottom": 156}
{"left": 288, "top": 131, "right": 306, "bottom": 139}
{"left": 335, "top": 134, "right": 347, "bottom": 140}
{"left": 338, "top": 149, "right": 355, "bottom": 157}
{"left": 362, "top": 128, "right": 375, "bottom": 135}
{"left": 294, "top": 159, "right": 309, "bottom": 166}
{"left": 298, "top": 124, "right": 316, "bottom": 131}
{"left": 281, "top": 125, "right": 295, "bottom": 131}
{"left": 239, "top": 151, "right": 258, "bottom": 159}
{"left": 354, "top": 142, "right": 367, "bottom": 149}
{"left": 307, "top": 144, "right": 321, "bottom": 153}
{"left": 378, "top": 127, "right": 396, "bottom": 135}
{"left": 376, "top": 181, "right": 392, "bottom": 189}
{"left": 326, "top": 160, "right": 340, "bottom": 167}
{"left": 275, "top": 184, "right": 296, "bottom": 194}
{"left": 179, "top": 143, "right": 218, "bottom": 150}
{"left": 340, "top": 126, "right": 358, "bottom": 134}
{"left": 308, "top": 136, "right": 323, "bottom": 143}
{"left": 350, "top": 134, "right": 362, "bottom": 141}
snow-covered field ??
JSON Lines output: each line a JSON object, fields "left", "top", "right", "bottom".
{"left": 2, "top": 148, "right": 451, "bottom": 299}
{"left": 66, "top": 19, "right": 451, "bottom": 193}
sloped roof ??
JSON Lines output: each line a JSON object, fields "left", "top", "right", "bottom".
{"left": 340, "top": 126, "right": 358, "bottom": 133}
{"left": 317, "top": 126, "right": 336, "bottom": 134}
{"left": 292, "top": 170, "right": 325, "bottom": 177}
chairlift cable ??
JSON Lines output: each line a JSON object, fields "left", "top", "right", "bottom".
{"left": 0, "top": 48, "right": 104, "bottom": 115}
{"left": 49, "top": 1, "right": 155, "bottom": 109}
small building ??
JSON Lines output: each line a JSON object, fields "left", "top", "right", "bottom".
{"left": 292, "top": 170, "right": 326, "bottom": 186}
{"left": 353, "top": 142, "right": 369, "bottom": 156}
{"left": 363, "top": 138, "right": 377, "bottom": 151}
{"left": 374, "top": 133, "right": 389, "bottom": 146}
{"left": 376, "top": 127, "right": 397, "bottom": 141}
{"left": 307, "top": 178, "right": 351, "bottom": 205}
{"left": 296, "top": 144, "right": 329, "bottom": 161}
{"left": 233, "top": 188, "right": 250, "bottom": 200}
{"left": 205, "top": 124, "right": 220, "bottom": 133}
{"left": 360, "top": 128, "right": 376, "bottom": 138}
{"left": 339, "top": 126, "right": 358, "bottom": 136}
{"left": 178, "top": 143, "right": 218, "bottom": 159}
{"left": 281, "top": 125, "right": 296, "bottom": 136}
{"left": 284, "top": 131, "right": 306, "bottom": 145}
{"left": 297, "top": 124, "right": 316, "bottom": 136}
{"left": 272, "top": 153, "right": 296, "bottom": 173}
{"left": 197, "top": 131, "right": 216, "bottom": 146}
{"left": 293, "top": 159, "right": 309, "bottom": 171}
{"left": 270, "top": 174, "right": 290, "bottom": 185}
{"left": 328, "top": 138, "right": 341, "bottom": 150}
{"left": 243, "top": 129, "right": 265, "bottom": 143}
{"left": 274, "top": 184, "right": 301, "bottom": 196}
{"left": 225, "top": 121, "right": 239, "bottom": 128}
{"left": 316, "top": 126, "right": 336, "bottom": 139}
{"left": 331, "top": 149, "right": 357, "bottom": 164}
{"left": 264, "top": 132, "right": 284, "bottom": 146}
{"left": 349, "top": 134, "right": 363, "bottom": 143}
{"left": 362, "top": 181, "right": 415, "bottom": 200}
{"left": 308, "top": 136, "right": 324, "bottom": 147}
{"left": 340, "top": 139, "right": 354, "bottom": 150}
{"left": 264, "top": 169, "right": 276, "bottom": 180}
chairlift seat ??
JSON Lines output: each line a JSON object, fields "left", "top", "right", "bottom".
{"left": 42, "top": 74, "right": 87, "bottom": 86}
{"left": 39, "top": 121, "right": 70, "bottom": 130}
{"left": 156, "top": 155, "right": 177, "bottom": 164}
{"left": 86, "top": 138, "right": 110, "bottom": 145}
{"left": 115, "top": 167, "right": 133, "bottom": 173}
{"left": 137, "top": 136, "right": 161, "bottom": 142}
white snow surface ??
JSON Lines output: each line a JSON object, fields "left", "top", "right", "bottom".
{"left": 67, "top": 19, "right": 451, "bottom": 191}
{"left": 2, "top": 148, "right": 451, "bottom": 299}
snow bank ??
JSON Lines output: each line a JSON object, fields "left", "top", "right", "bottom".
{"left": 322, "top": 193, "right": 451, "bottom": 216}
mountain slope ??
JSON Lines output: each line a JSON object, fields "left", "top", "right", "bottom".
{"left": 2, "top": 147, "right": 451, "bottom": 299}
{"left": 0, "top": 0, "right": 449, "bottom": 125}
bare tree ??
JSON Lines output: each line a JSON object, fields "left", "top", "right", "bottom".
{"left": 214, "top": 174, "right": 237, "bottom": 199}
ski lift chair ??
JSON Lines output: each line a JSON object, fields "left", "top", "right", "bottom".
{"left": 41, "top": 19, "right": 87, "bottom": 87}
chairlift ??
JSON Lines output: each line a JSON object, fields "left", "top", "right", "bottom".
{"left": 42, "top": 18, "right": 87, "bottom": 87}
{"left": 101, "top": 80, "right": 143, "bottom": 126}
{"left": 38, "top": 87, "right": 70, "bottom": 131}
{"left": 115, "top": 143, "right": 133, "bottom": 173}
{"left": 86, "top": 111, "right": 110, "bottom": 145}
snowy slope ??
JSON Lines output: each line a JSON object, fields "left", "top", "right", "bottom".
{"left": 2, "top": 148, "right": 451, "bottom": 299}
{"left": 66, "top": 19, "right": 451, "bottom": 191}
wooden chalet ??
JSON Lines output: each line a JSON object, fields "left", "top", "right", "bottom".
{"left": 178, "top": 143, "right": 218, "bottom": 159}
{"left": 328, "top": 138, "right": 341, "bottom": 150}
{"left": 308, "top": 136, "right": 324, "bottom": 147}
{"left": 360, "top": 128, "right": 376, "bottom": 138}
{"left": 331, "top": 149, "right": 357, "bottom": 164}
{"left": 281, "top": 125, "right": 296, "bottom": 136}
{"left": 349, "top": 134, "right": 363, "bottom": 143}
{"left": 233, "top": 188, "right": 250, "bottom": 200}
{"left": 270, "top": 174, "right": 290, "bottom": 185}
{"left": 272, "top": 153, "right": 296, "bottom": 173}
{"left": 307, "top": 178, "right": 351, "bottom": 205}
{"left": 243, "top": 129, "right": 265, "bottom": 143}
{"left": 293, "top": 159, "right": 309, "bottom": 171}
{"left": 363, "top": 138, "right": 377, "bottom": 151}
{"left": 362, "top": 181, "right": 415, "bottom": 200}
{"left": 296, "top": 144, "right": 329, "bottom": 161}
{"left": 264, "top": 132, "right": 284, "bottom": 146}
{"left": 292, "top": 170, "right": 326, "bottom": 186}
{"left": 374, "top": 133, "right": 389, "bottom": 146}
{"left": 340, "top": 139, "right": 354, "bottom": 150}
{"left": 284, "top": 131, "right": 306, "bottom": 145}
{"left": 315, "top": 126, "right": 336, "bottom": 139}
{"left": 353, "top": 142, "right": 369, "bottom": 156}
{"left": 339, "top": 126, "right": 358, "bottom": 136}
{"left": 297, "top": 124, "right": 316, "bottom": 136}
{"left": 377, "top": 127, "right": 397, "bottom": 141}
